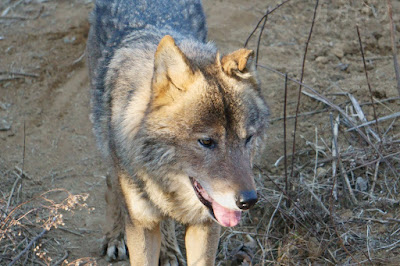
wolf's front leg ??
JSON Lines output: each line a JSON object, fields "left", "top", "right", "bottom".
{"left": 160, "top": 219, "right": 186, "bottom": 266}
{"left": 126, "top": 218, "right": 161, "bottom": 266}
{"left": 185, "top": 222, "right": 221, "bottom": 266}
{"left": 102, "top": 174, "right": 128, "bottom": 261}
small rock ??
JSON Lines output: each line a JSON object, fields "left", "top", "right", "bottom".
{"left": 0, "top": 101, "right": 10, "bottom": 110}
{"left": 331, "top": 46, "right": 344, "bottom": 59}
{"left": 330, "top": 74, "right": 345, "bottom": 81}
{"left": 316, "top": 167, "right": 328, "bottom": 177}
{"left": 372, "top": 89, "right": 387, "bottom": 99}
{"left": 231, "top": 241, "right": 254, "bottom": 266}
{"left": 63, "top": 35, "right": 76, "bottom": 44}
{"left": 245, "top": 235, "right": 256, "bottom": 249}
{"left": 336, "top": 62, "right": 349, "bottom": 71}
{"left": 342, "top": 42, "right": 356, "bottom": 56}
{"left": 315, "top": 56, "right": 328, "bottom": 64}
{"left": 232, "top": 251, "right": 251, "bottom": 266}
{"left": 307, "top": 237, "right": 322, "bottom": 258}
{"left": 356, "top": 176, "right": 368, "bottom": 192}
{"left": 378, "top": 37, "right": 390, "bottom": 50}
{"left": 372, "top": 31, "right": 383, "bottom": 41}
{"left": 361, "top": 6, "right": 372, "bottom": 16}
{"left": 0, "top": 118, "right": 11, "bottom": 131}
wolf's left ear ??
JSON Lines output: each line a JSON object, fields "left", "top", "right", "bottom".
{"left": 153, "top": 35, "right": 195, "bottom": 100}
{"left": 220, "top": 49, "right": 254, "bottom": 78}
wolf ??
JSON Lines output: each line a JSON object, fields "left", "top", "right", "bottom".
{"left": 87, "top": 0, "right": 269, "bottom": 265}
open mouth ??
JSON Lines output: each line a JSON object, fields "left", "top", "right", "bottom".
{"left": 190, "top": 177, "right": 241, "bottom": 227}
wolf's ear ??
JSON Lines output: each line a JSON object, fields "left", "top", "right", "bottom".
{"left": 153, "top": 35, "right": 195, "bottom": 103}
{"left": 220, "top": 49, "right": 254, "bottom": 78}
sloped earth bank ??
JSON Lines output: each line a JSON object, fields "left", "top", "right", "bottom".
{"left": 1, "top": 0, "right": 400, "bottom": 265}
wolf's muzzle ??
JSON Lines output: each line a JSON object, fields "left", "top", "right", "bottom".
{"left": 236, "top": 190, "right": 258, "bottom": 210}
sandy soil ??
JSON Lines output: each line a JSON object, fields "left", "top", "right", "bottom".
{"left": 1, "top": 0, "right": 400, "bottom": 265}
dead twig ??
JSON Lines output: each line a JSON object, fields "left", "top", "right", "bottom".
{"left": 387, "top": 0, "right": 400, "bottom": 96}
{"left": 290, "top": 0, "right": 319, "bottom": 182}
{"left": 347, "top": 92, "right": 380, "bottom": 142}
{"left": 350, "top": 216, "right": 400, "bottom": 224}
{"left": 356, "top": 26, "right": 381, "bottom": 139}
{"left": 265, "top": 193, "right": 283, "bottom": 239}
{"left": 367, "top": 225, "right": 371, "bottom": 261}
{"left": 5, "top": 175, "right": 21, "bottom": 213}
{"left": 283, "top": 74, "right": 289, "bottom": 204}
{"left": 271, "top": 107, "right": 330, "bottom": 122}
{"left": 0, "top": 6, "right": 44, "bottom": 21}
{"left": 58, "top": 227, "right": 84, "bottom": 237}
{"left": 0, "top": 71, "right": 39, "bottom": 78}
{"left": 347, "top": 112, "right": 400, "bottom": 131}
{"left": 369, "top": 161, "right": 380, "bottom": 196}
{"left": 52, "top": 251, "right": 69, "bottom": 266}
{"left": 244, "top": 0, "right": 291, "bottom": 47}
{"left": 72, "top": 51, "right": 86, "bottom": 65}
{"left": 328, "top": 114, "right": 360, "bottom": 264}
{"left": 311, "top": 127, "right": 319, "bottom": 194}
{"left": 20, "top": 120, "right": 26, "bottom": 203}
{"left": 297, "top": 89, "right": 331, "bottom": 105}
{"left": 302, "top": 180, "right": 330, "bottom": 216}
{"left": 258, "top": 167, "right": 326, "bottom": 237}
{"left": 14, "top": 166, "right": 32, "bottom": 180}
{"left": 347, "top": 151, "right": 400, "bottom": 172}
{"left": 331, "top": 114, "right": 358, "bottom": 205}
{"left": 255, "top": 8, "right": 269, "bottom": 67}
{"left": 8, "top": 217, "right": 57, "bottom": 266}
{"left": 257, "top": 63, "right": 398, "bottom": 179}
{"left": 0, "top": 77, "right": 24, "bottom": 82}
{"left": 379, "top": 239, "right": 400, "bottom": 251}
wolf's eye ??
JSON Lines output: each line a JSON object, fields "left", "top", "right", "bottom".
{"left": 198, "top": 138, "right": 215, "bottom": 149}
{"left": 245, "top": 135, "right": 253, "bottom": 145}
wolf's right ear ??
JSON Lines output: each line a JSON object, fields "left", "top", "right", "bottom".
{"left": 152, "top": 35, "right": 195, "bottom": 104}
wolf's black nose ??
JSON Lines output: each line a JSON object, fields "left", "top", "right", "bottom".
{"left": 236, "top": 190, "right": 258, "bottom": 210}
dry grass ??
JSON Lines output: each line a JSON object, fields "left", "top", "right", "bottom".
{"left": 217, "top": 1, "right": 400, "bottom": 265}
{"left": 217, "top": 89, "right": 400, "bottom": 265}
{"left": 0, "top": 166, "right": 95, "bottom": 265}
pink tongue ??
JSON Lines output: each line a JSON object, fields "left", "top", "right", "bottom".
{"left": 212, "top": 200, "right": 241, "bottom": 227}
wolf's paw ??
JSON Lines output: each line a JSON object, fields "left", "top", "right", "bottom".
{"left": 159, "top": 252, "right": 183, "bottom": 266}
{"left": 102, "top": 235, "right": 128, "bottom": 261}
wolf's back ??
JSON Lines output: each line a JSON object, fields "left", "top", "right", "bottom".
{"left": 92, "top": 0, "right": 207, "bottom": 52}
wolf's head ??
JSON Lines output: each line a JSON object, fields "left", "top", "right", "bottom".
{"left": 143, "top": 35, "right": 269, "bottom": 227}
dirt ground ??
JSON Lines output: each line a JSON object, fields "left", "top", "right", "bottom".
{"left": 1, "top": 0, "right": 400, "bottom": 265}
